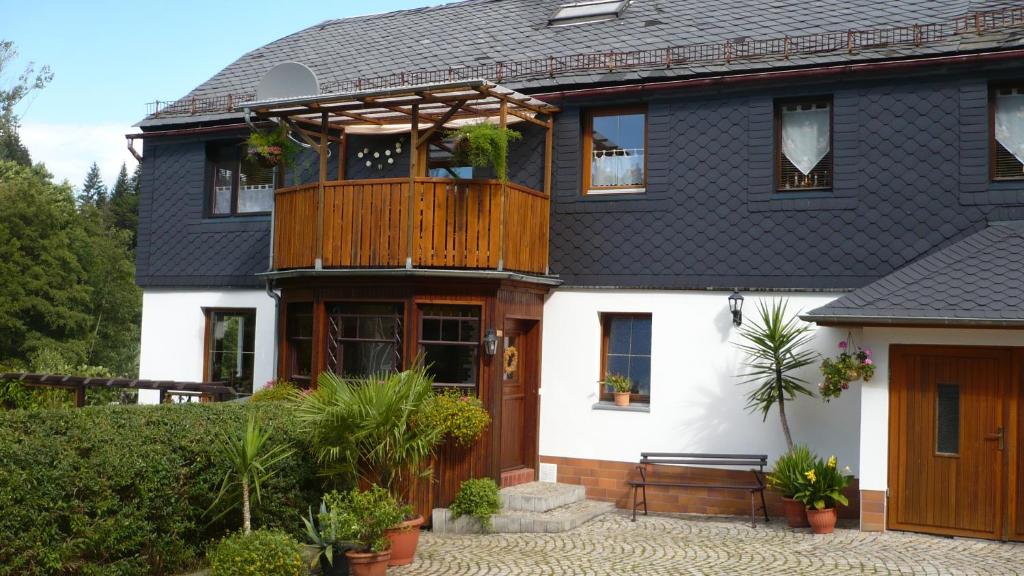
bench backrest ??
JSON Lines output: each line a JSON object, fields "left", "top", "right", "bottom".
{"left": 639, "top": 452, "right": 768, "bottom": 469}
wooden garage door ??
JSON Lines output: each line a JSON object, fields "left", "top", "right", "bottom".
{"left": 888, "top": 346, "right": 1017, "bottom": 540}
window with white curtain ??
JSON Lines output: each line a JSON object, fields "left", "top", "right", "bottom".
{"left": 993, "top": 86, "right": 1024, "bottom": 180}
{"left": 776, "top": 99, "right": 832, "bottom": 191}
{"left": 207, "top": 142, "right": 277, "bottom": 216}
{"left": 584, "top": 107, "right": 646, "bottom": 194}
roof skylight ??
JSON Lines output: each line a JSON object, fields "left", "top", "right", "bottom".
{"left": 549, "top": 0, "right": 630, "bottom": 27}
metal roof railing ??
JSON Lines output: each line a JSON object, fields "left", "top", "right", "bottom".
{"left": 145, "top": 5, "right": 1024, "bottom": 119}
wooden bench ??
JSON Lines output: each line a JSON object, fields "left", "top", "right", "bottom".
{"left": 627, "top": 452, "right": 769, "bottom": 527}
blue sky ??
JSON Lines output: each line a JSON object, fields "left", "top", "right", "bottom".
{"left": 3, "top": 0, "right": 433, "bottom": 185}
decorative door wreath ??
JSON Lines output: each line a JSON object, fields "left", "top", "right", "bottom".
{"left": 503, "top": 345, "right": 518, "bottom": 378}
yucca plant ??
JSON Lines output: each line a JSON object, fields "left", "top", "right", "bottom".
{"left": 293, "top": 366, "right": 443, "bottom": 502}
{"left": 767, "top": 444, "right": 817, "bottom": 498}
{"left": 735, "top": 299, "right": 818, "bottom": 451}
{"left": 208, "top": 414, "right": 294, "bottom": 533}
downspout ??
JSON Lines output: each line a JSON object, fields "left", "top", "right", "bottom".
{"left": 259, "top": 103, "right": 281, "bottom": 383}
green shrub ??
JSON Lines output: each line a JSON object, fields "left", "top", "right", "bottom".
{"left": 449, "top": 478, "right": 500, "bottom": 531}
{"left": 767, "top": 444, "right": 817, "bottom": 498}
{"left": 208, "top": 529, "right": 304, "bottom": 576}
{"left": 320, "top": 486, "right": 408, "bottom": 552}
{"left": 0, "top": 402, "right": 320, "bottom": 575}
{"left": 251, "top": 379, "right": 300, "bottom": 403}
{"left": 419, "top": 389, "right": 491, "bottom": 447}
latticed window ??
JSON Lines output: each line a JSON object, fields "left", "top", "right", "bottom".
{"left": 583, "top": 107, "right": 646, "bottom": 194}
{"left": 285, "top": 302, "right": 313, "bottom": 384}
{"left": 418, "top": 305, "right": 481, "bottom": 391}
{"left": 325, "top": 303, "right": 403, "bottom": 379}
{"left": 992, "top": 85, "right": 1024, "bottom": 180}
{"left": 599, "top": 313, "right": 652, "bottom": 403}
{"left": 776, "top": 99, "right": 832, "bottom": 191}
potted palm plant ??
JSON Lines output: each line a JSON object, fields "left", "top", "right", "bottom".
{"left": 767, "top": 445, "right": 817, "bottom": 528}
{"left": 792, "top": 455, "right": 853, "bottom": 534}
{"left": 294, "top": 366, "right": 443, "bottom": 566}
{"left": 605, "top": 373, "right": 634, "bottom": 406}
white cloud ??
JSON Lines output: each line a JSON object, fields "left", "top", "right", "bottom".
{"left": 19, "top": 122, "right": 140, "bottom": 189}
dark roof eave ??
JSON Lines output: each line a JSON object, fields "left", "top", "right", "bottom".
{"left": 258, "top": 267, "right": 563, "bottom": 286}
{"left": 800, "top": 313, "right": 1024, "bottom": 328}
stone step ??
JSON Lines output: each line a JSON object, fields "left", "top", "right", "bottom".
{"left": 499, "top": 481, "right": 586, "bottom": 512}
{"left": 431, "top": 499, "right": 615, "bottom": 534}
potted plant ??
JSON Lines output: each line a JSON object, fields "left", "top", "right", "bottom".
{"left": 606, "top": 373, "right": 633, "bottom": 406}
{"left": 294, "top": 367, "right": 444, "bottom": 566}
{"left": 448, "top": 122, "right": 522, "bottom": 182}
{"left": 246, "top": 123, "right": 298, "bottom": 167}
{"left": 322, "top": 486, "right": 407, "bottom": 576}
{"left": 792, "top": 454, "right": 853, "bottom": 534}
{"left": 766, "top": 445, "right": 817, "bottom": 528}
{"left": 819, "top": 338, "right": 875, "bottom": 400}
{"left": 419, "top": 388, "right": 491, "bottom": 448}
{"left": 301, "top": 501, "right": 357, "bottom": 576}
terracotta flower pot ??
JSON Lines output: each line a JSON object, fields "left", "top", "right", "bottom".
{"left": 806, "top": 507, "right": 838, "bottom": 534}
{"left": 614, "top": 392, "right": 631, "bottom": 406}
{"left": 346, "top": 549, "right": 391, "bottom": 576}
{"left": 386, "top": 514, "right": 424, "bottom": 566}
{"left": 782, "top": 497, "right": 809, "bottom": 528}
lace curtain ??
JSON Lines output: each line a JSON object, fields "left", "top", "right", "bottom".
{"left": 996, "top": 92, "right": 1024, "bottom": 165}
{"left": 591, "top": 149, "right": 644, "bottom": 187}
{"left": 781, "top": 105, "right": 830, "bottom": 175}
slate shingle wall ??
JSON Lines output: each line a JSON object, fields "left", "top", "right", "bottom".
{"left": 138, "top": 70, "right": 1024, "bottom": 290}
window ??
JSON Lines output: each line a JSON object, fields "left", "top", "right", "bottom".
{"left": 936, "top": 383, "right": 960, "bottom": 455}
{"left": 583, "top": 107, "right": 646, "bottom": 194}
{"left": 285, "top": 302, "right": 313, "bottom": 384}
{"left": 550, "top": 0, "right": 630, "bottom": 26}
{"left": 207, "top": 142, "right": 276, "bottom": 216}
{"left": 419, "top": 305, "right": 481, "bottom": 391}
{"left": 776, "top": 99, "right": 832, "bottom": 191}
{"left": 326, "top": 303, "right": 403, "bottom": 379}
{"left": 600, "top": 313, "right": 651, "bottom": 403}
{"left": 991, "top": 85, "right": 1024, "bottom": 180}
{"left": 205, "top": 309, "right": 257, "bottom": 394}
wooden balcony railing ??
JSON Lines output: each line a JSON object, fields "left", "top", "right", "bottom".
{"left": 272, "top": 178, "right": 549, "bottom": 275}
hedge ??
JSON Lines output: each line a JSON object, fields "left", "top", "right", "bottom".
{"left": 0, "top": 402, "right": 320, "bottom": 576}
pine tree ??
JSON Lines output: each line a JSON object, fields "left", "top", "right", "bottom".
{"left": 108, "top": 162, "right": 140, "bottom": 248}
{"left": 79, "top": 162, "right": 106, "bottom": 208}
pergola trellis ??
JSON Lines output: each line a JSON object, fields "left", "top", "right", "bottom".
{"left": 240, "top": 79, "right": 560, "bottom": 270}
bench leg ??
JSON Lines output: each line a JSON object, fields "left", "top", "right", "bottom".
{"left": 632, "top": 486, "right": 638, "bottom": 522}
{"left": 642, "top": 483, "right": 648, "bottom": 516}
{"left": 759, "top": 489, "right": 769, "bottom": 523}
{"left": 750, "top": 492, "right": 757, "bottom": 528}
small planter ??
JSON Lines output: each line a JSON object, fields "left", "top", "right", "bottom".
{"left": 346, "top": 549, "right": 392, "bottom": 576}
{"left": 806, "top": 507, "right": 838, "bottom": 534}
{"left": 385, "top": 514, "right": 424, "bottom": 566}
{"left": 782, "top": 497, "right": 809, "bottom": 528}
{"left": 613, "top": 392, "right": 631, "bottom": 407}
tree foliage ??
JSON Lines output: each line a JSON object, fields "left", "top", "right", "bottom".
{"left": 0, "top": 40, "right": 52, "bottom": 166}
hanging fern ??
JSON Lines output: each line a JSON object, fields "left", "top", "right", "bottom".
{"left": 448, "top": 123, "right": 522, "bottom": 182}
{"left": 245, "top": 123, "right": 300, "bottom": 167}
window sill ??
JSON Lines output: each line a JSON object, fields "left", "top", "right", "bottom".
{"left": 592, "top": 401, "right": 650, "bottom": 413}
{"left": 585, "top": 188, "right": 646, "bottom": 196}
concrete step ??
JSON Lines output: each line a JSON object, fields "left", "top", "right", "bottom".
{"left": 499, "top": 481, "right": 586, "bottom": 512}
{"left": 431, "top": 499, "right": 615, "bottom": 534}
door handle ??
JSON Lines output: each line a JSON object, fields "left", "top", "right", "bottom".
{"left": 984, "top": 427, "right": 1004, "bottom": 451}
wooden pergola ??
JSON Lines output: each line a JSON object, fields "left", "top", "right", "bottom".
{"left": 240, "top": 80, "right": 559, "bottom": 271}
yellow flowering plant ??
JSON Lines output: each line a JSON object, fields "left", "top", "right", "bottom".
{"left": 419, "top": 389, "right": 491, "bottom": 447}
{"left": 791, "top": 454, "right": 853, "bottom": 510}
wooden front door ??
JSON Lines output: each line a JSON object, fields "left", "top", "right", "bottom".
{"left": 499, "top": 320, "right": 538, "bottom": 472}
{"left": 889, "top": 346, "right": 1014, "bottom": 540}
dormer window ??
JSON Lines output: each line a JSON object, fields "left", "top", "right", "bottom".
{"left": 549, "top": 0, "right": 630, "bottom": 27}
{"left": 207, "top": 142, "right": 276, "bottom": 216}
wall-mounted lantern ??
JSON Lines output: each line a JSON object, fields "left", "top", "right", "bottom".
{"left": 483, "top": 329, "right": 499, "bottom": 356}
{"left": 728, "top": 291, "right": 744, "bottom": 327}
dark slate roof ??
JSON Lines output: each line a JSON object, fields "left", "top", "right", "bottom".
{"left": 802, "top": 222, "right": 1024, "bottom": 326}
{"left": 139, "top": 0, "right": 1023, "bottom": 127}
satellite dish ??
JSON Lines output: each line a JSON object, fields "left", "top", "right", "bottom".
{"left": 255, "top": 62, "right": 319, "bottom": 101}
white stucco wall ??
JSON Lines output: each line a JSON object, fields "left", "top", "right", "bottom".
{"left": 858, "top": 327, "right": 1024, "bottom": 491}
{"left": 539, "top": 289, "right": 862, "bottom": 473}
{"left": 137, "top": 289, "right": 277, "bottom": 403}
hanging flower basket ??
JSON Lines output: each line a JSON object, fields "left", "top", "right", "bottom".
{"left": 246, "top": 123, "right": 299, "bottom": 168}
{"left": 818, "top": 337, "right": 875, "bottom": 401}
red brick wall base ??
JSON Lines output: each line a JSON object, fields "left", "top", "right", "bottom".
{"left": 540, "top": 455, "right": 860, "bottom": 521}
{"left": 860, "top": 489, "right": 886, "bottom": 531}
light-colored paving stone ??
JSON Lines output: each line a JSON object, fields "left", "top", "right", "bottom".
{"left": 394, "top": 511, "right": 1024, "bottom": 575}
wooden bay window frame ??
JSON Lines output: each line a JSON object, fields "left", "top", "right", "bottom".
{"left": 582, "top": 105, "right": 648, "bottom": 195}
{"left": 989, "top": 83, "right": 1024, "bottom": 181}
{"left": 599, "top": 312, "right": 652, "bottom": 404}
{"left": 775, "top": 97, "right": 833, "bottom": 192}
{"left": 416, "top": 303, "right": 483, "bottom": 394}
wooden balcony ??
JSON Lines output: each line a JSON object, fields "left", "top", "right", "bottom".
{"left": 273, "top": 177, "right": 550, "bottom": 275}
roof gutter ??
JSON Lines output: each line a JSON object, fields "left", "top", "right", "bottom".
{"left": 532, "top": 48, "right": 1024, "bottom": 102}
{"left": 801, "top": 313, "right": 1024, "bottom": 329}
{"left": 125, "top": 121, "right": 269, "bottom": 140}
{"left": 257, "top": 267, "right": 563, "bottom": 286}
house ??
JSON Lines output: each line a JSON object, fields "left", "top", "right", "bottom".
{"left": 131, "top": 0, "right": 1024, "bottom": 541}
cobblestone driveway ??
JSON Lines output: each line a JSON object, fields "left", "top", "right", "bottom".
{"left": 393, "top": 512, "right": 1024, "bottom": 575}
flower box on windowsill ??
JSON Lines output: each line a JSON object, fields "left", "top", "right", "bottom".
{"left": 592, "top": 401, "right": 650, "bottom": 413}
